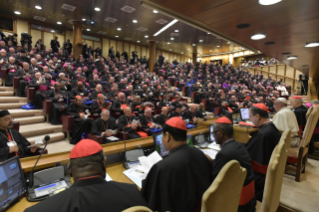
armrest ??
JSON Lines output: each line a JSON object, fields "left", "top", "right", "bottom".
{"left": 90, "top": 113, "right": 100, "bottom": 120}
{"left": 87, "top": 133, "right": 104, "bottom": 144}
{"left": 32, "top": 147, "right": 48, "bottom": 155}
{"left": 13, "top": 76, "right": 20, "bottom": 89}
{"left": 1, "top": 69, "right": 7, "bottom": 80}
{"left": 118, "top": 131, "right": 129, "bottom": 140}
{"left": 27, "top": 87, "right": 35, "bottom": 101}
{"left": 111, "top": 110, "right": 122, "bottom": 119}
{"left": 138, "top": 127, "right": 151, "bottom": 136}
{"left": 62, "top": 115, "right": 75, "bottom": 131}
{"left": 43, "top": 99, "right": 53, "bottom": 114}
{"left": 12, "top": 121, "right": 20, "bottom": 131}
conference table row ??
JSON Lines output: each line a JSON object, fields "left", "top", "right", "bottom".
{"left": 11, "top": 117, "right": 258, "bottom": 211}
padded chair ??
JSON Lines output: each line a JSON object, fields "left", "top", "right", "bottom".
{"left": 12, "top": 121, "right": 20, "bottom": 131}
{"left": 201, "top": 160, "right": 247, "bottom": 212}
{"left": 13, "top": 76, "right": 20, "bottom": 96}
{"left": 201, "top": 99, "right": 209, "bottom": 111}
{"left": 87, "top": 133, "right": 104, "bottom": 144}
{"left": 182, "top": 86, "right": 188, "bottom": 96}
{"left": 257, "top": 131, "right": 290, "bottom": 212}
{"left": 122, "top": 206, "right": 152, "bottom": 212}
{"left": 111, "top": 110, "right": 123, "bottom": 120}
{"left": 1, "top": 67, "right": 7, "bottom": 86}
{"left": 43, "top": 99, "right": 53, "bottom": 122}
{"left": 27, "top": 87, "right": 35, "bottom": 102}
{"left": 62, "top": 115, "right": 75, "bottom": 141}
{"left": 191, "top": 92, "right": 196, "bottom": 103}
{"left": 214, "top": 107, "right": 222, "bottom": 116}
{"left": 286, "top": 105, "right": 319, "bottom": 181}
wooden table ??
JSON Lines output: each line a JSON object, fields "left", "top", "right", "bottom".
{"left": 7, "top": 163, "right": 134, "bottom": 212}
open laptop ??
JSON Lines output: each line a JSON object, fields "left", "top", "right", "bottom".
{"left": 153, "top": 133, "right": 169, "bottom": 158}
{"left": 240, "top": 108, "right": 254, "bottom": 125}
{"left": 0, "top": 156, "right": 26, "bottom": 212}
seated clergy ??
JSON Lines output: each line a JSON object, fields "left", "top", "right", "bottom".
{"left": 91, "top": 110, "right": 119, "bottom": 143}
{"left": 89, "top": 74, "right": 101, "bottom": 89}
{"left": 33, "top": 68, "right": 54, "bottom": 109}
{"left": 17, "top": 62, "right": 34, "bottom": 97}
{"left": 90, "top": 84, "right": 107, "bottom": 99}
{"left": 245, "top": 103, "right": 281, "bottom": 202}
{"left": 291, "top": 96, "right": 308, "bottom": 133}
{"left": 155, "top": 106, "right": 169, "bottom": 126}
{"left": 0, "top": 110, "right": 39, "bottom": 162}
{"left": 70, "top": 81, "right": 89, "bottom": 99}
{"left": 67, "top": 96, "right": 93, "bottom": 144}
{"left": 118, "top": 107, "right": 141, "bottom": 140}
{"left": 111, "top": 92, "right": 129, "bottom": 113}
{"left": 211, "top": 117, "right": 256, "bottom": 212}
{"left": 183, "top": 104, "right": 204, "bottom": 123}
{"left": 47, "top": 82, "right": 68, "bottom": 125}
{"left": 141, "top": 117, "right": 211, "bottom": 212}
{"left": 272, "top": 98, "right": 299, "bottom": 146}
{"left": 91, "top": 94, "right": 109, "bottom": 114}
{"left": 169, "top": 103, "right": 182, "bottom": 118}
{"left": 24, "top": 139, "right": 147, "bottom": 212}
{"left": 139, "top": 107, "right": 158, "bottom": 129}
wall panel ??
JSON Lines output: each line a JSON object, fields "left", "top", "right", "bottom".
{"left": 286, "top": 66, "right": 294, "bottom": 78}
{"left": 117, "top": 41, "right": 123, "bottom": 54}
{"left": 85, "top": 40, "right": 93, "bottom": 48}
{"left": 30, "top": 30, "right": 41, "bottom": 45}
{"left": 43, "top": 32, "right": 53, "bottom": 50}
{"left": 94, "top": 42, "right": 101, "bottom": 49}
{"left": 110, "top": 40, "right": 116, "bottom": 52}
{"left": 124, "top": 43, "right": 129, "bottom": 54}
{"left": 277, "top": 65, "right": 285, "bottom": 76}
{"left": 17, "top": 20, "right": 29, "bottom": 40}
{"left": 269, "top": 66, "right": 276, "bottom": 74}
{"left": 102, "top": 38, "right": 109, "bottom": 58}
{"left": 130, "top": 44, "right": 135, "bottom": 55}
{"left": 56, "top": 35, "right": 65, "bottom": 47}
{"left": 141, "top": 47, "right": 146, "bottom": 58}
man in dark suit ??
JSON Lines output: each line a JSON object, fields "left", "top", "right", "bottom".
{"left": 50, "top": 36, "right": 60, "bottom": 53}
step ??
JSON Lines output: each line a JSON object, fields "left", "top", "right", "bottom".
{"left": 0, "top": 86, "right": 13, "bottom": 91}
{"left": 45, "top": 140, "right": 74, "bottom": 154}
{"left": 8, "top": 109, "right": 44, "bottom": 118}
{"left": 15, "top": 115, "right": 45, "bottom": 125}
{"left": 0, "top": 96, "right": 27, "bottom": 103}
{"left": 0, "top": 102, "right": 26, "bottom": 109}
{"left": 19, "top": 123, "right": 62, "bottom": 138}
{"left": 0, "top": 91, "right": 14, "bottom": 96}
{"left": 26, "top": 132, "right": 65, "bottom": 145}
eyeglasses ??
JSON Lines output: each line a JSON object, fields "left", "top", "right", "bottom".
{"left": 1, "top": 117, "right": 14, "bottom": 122}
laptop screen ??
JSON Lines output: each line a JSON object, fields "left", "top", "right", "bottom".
{"left": 153, "top": 134, "right": 169, "bottom": 157}
{"left": 0, "top": 156, "right": 26, "bottom": 212}
{"left": 209, "top": 125, "right": 216, "bottom": 143}
{"left": 240, "top": 108, "right": 250, "bottom": 121}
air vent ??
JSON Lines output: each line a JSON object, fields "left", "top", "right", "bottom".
{"left": 34, "top": 16, "right": 46, "bottom": 21}
{"left": 97, "top": 31, "right": 107, "bottom": 35}
{"left": 137, "top": 27, "right": 148, "bottom": 31}
{"left": 105, "top": 17, "right": 117, "bottom": 23}
{"left": 61, "top": 4, "right": 76, "bottom": 11}
{"left": 170, "top": 33, "right": 179, "bottom": 36}
{"left": 124, "top": 38, "right": 132, "bottom": 41}
{"left": 120, "top": 6, "right": 136, "bottom": 13}
{"left": 155, "top": 19, "right": 168, "bottom": 24}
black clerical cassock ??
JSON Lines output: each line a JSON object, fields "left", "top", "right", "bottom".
{"left": 91, "top": 117, "right": 118, "bottom": 143}
{"left": 118, "top": 114, "right": 141, "bottom": 139}
{"left": 47, "top": 89, "right": 68, "bottom": 125}
{"left": 67, "top": 100, "right": 93, "bottom": 144}
{"left": 141, "top": 117, "right": 211, "bottom": 212}
{"left": 292, "top": 96, "right": 308, "bottom": 131}
{"left": 245, "top": 104, "right": 281, "bottom": 202}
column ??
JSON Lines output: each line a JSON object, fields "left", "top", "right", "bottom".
{"left": 149, "top": 40, "right": 156, "bottom": 72}
{"left": 192, "top": 53, "right": 197, "bottom": 64}
{"left": 73, "top": 21, "right": 82, "bottom": 60}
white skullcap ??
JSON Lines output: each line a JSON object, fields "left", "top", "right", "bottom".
{"left": 59, "top": 73, "right": 65, "bottom": 76}
{"left": 277, "top": 97, "right": 287, "bottom": 105}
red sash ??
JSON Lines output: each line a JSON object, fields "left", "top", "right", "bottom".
{"left": 121, "top": 104, "right": 128, "bottom": 110}
{"left": 147, "top": 123, "right": 153, "bottom": 127}
{"left": 227, "top": 107, "right": 233, "bottom": 113}
{"left": 7, "top": 132, "right": 18, "bottom": 156}
{"left": 125, "top": 124, "right": 133, "bottom": 127}
{"left": 239, "top": 181, "right": 255, "bottom": 205}
{"left": 137, "top": 131, "right": 148, "bottom": 137}
{"left": 251, "top": 160, "right": 268, "bottom": 175}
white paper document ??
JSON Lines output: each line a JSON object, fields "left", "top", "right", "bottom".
{"left": 132, "top": 119, "right": 139, "bottom": 127}
{"left": 106, "top": 136, "right": 119, "bottom": 141}
{"left": 123, "top": 165, "right": 147, "bottom": 188}
{"left": 207, "top": 142, "right": 221, "bottom": 151}
{"left": 200, "top": 149, "right": 219, "bottom": 160}
{"left": 30, "top": 137, "right": 44, "bottom": 147}
{"left": 105, "top": 174, "right": 113, "bottom": 181}
{"left": 138, "top": 151, "right": 162, "bottom": 173}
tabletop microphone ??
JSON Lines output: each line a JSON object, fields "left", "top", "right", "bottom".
{"left": 29, "top": 135, "right": 50, "bottom": 188}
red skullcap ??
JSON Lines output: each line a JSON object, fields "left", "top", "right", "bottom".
{"left": 69, "top": 139, "right": 103, "bottom": 159}
{"left": 252, "top": 103, "right": 268, "bottom": 112}
{"left": 75, "top": 95, "right": 81, "bottom": 99}
{"left": 97, "top": 94, "right": 103, "bottom": 98}
{"left": 292, "top": 96, "right": 302, "bottom": 99}
{"left": 215, "top": 117, "right": 232, "bottom": 124}
{"left": 77, "top": 81, "right": 83, "bottom": 85}
{"left": 165, "top": 117, "right": 187, "bottom": 131}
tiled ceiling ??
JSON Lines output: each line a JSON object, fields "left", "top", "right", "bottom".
{"left": 0, "top": 0, "right": 244, "bottom": 58}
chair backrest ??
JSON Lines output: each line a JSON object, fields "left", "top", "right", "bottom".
{"left": 306, "top": 106, "right": 313, "bottom": 120}
{"left": 261, "top": 130, "right": 290, "bottom": 212}
{"left": 301, "top": 106, "right": 319, "bottom": 147}
{"left": 201, "top": 160, "right": 247, "bottom": 212}
{"left": 122, "top": 206, "right": 153, "bottom": 212}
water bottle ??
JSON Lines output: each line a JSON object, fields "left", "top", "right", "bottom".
{"left": 187, "top": 135, "right": 193, "bottom": 147}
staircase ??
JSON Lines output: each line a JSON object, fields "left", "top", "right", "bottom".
{"left": 0, "top": 87, "right": 74, "bottom": 154}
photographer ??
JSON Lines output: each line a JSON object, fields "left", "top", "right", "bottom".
{"left": 6, "top": 33, "right": 18, "bottom": 46}
{"left": 0, "top": 30, "right": 6, "bottom": 43}
{"left": 20, "top": 32, "right": 32, "bottom": 51}
{"left": 63, "top": 39, "right": 72, "bottom": 56}
{"left": 50, "top": 36, "right": 60, "bottom": 53}
{"left": 34, "top": 39, "right": 44, "bottom": 50}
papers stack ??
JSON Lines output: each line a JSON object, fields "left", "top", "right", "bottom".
{"left": 123, "top": 151, "right": 162, "bottom": 188}
{"left": 30, "top": 137, "right": 44, "bottom": 147}
{"left": 207, "top": 142, "right": 221, "bottom": 151}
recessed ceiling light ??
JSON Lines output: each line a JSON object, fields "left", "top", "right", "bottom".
{"left": 187, "top": 49, "right": 190, "bottom": 50}
{"left": 35, "top": 5, "right": 42, "bottom": 10}
{"left": 86, "top": 29, "right": 91, "bottom": 31}
{"left": 167, "top": 42, "right": 171, "bottom": 44}
{"left": 259, "top": 0, "right": 282, "bottom": 5}
{"left": 207, "top": 33, "right": 210, "bottom": 34}
{"left": 95, "top": 7, "right": 101, "bottom": 11}
{"left": 57, "top": 22, "right": 62, "bottom": 25}
{"left": 51, "top": 30, "right": 55, "bottom": 33}
{"left": 199, "top": 40, "right": 203, "bottom": 42}
{"left": 82, "top": 18, "right": 86, "bottom": 21}
{"left": 305, "top": 42, "right": 319, "bottom": 47}
{"left": 117, "top": 28, "right": 121, "bottom": 31}
{"left": 170, "top": 38, "right": 174, "bottom": 40}
{"left": 192, "top": 44, "right": 196, "bottom": 46}
{"left": 14, "top": 11, "right": 21, "bottom": 15}
{"left": 137, "top": 41, "right": 140, "bottom": 43}
{"left": 251, "top": 33, "right": 266, "bottom": 40}
{"left": 169, "top": 49, "right": 172, "bottom": 51}
{"left": 217, "top": 46, "right": 220, "bottom": 47}
{"left": 132, "top": 20, "right": 138, "bottom": 23}
{"left": 153, "top": 10, "right": 158, "bottom": 13}
{"left": 115, "top": 35, "right": 119, "bottom": 38}
{"left": 175, "top": 30, "right": 179, "bottom": 32}
{"left": 91, "top": 21, "right": 94, "bottom": 24}
{"left": 227, "top": 41, "right": 231, "bottom": 44}
{"left": 145, "top": 35, "right": 149, "bottom": 38}
{"left": 287, "top": 56, "right": 298, "bottom": 60}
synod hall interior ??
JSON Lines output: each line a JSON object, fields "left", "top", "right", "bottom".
{"left": 1, "top": 0, "right": 319, "bottom": 211}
